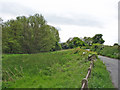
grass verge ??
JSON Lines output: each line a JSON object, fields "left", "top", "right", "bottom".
{"left": 88, "top": 58, "right": 114, "bottom": 88}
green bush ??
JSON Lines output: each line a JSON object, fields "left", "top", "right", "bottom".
{"left": 91, "top": 44, "right": 119, "bottom": 59}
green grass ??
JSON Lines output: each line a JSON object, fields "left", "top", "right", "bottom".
{"left": 88, "top": 59, "right": 114, "bottom": 88}
{"left": 91, "top": 45, "right": 119, "bottom": 59}
{"left": 2, "top": 48, "right": 114, "bottom": 88}
{"left": 100, "top": 46, "right": 119, "bottom": 59}
{"left": 2, "top": 49, "right": 90, "bottom": 88}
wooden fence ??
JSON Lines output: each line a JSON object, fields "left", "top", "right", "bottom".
{"left": 81, "top": 54, "right": 97, "bottom": 90}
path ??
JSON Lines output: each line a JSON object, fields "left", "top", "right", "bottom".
{"left": 98, "top": 55, "right": 120, "bottom": 89}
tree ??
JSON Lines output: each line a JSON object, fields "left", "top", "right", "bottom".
{"left": 2, "top": 14, "right": 60, "bottom": 54}
{"left": 83, "top": 37, "right": 93, "bottom": 46}
{"left": 92, "top": 34, "right": 105, "bottom": 44}
{"left": 67, "top": 37, "right": 85, "bottom": 48}
{"left": 61, "top": 43, "right": 69, "bottom": 49}
{"left": 0, "top": 18, "right": 3, "bottom": 25}
{"left": 50, "top": 42, "right": 62, "bottom": 51}
{"left": 113, "top": 43, "right": 119, "bottom": 46}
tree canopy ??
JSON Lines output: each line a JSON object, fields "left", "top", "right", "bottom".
{"left": 2, "top": 14, "right": 61, "bottom": 54}
{"left": 63, "top": 37, "right": 85, "bottom": 49}
{"left": 113, "top": 43, "right": 119, "bottom": 46}
{"left": 92, "top": 34, "right": 105, "bottom": 44}
{"left": 83, "top": 37, "right": 93, "bottom": 46}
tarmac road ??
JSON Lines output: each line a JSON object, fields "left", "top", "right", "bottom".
{"left": 98, "top": 55, "right": 120, "bottom": 89}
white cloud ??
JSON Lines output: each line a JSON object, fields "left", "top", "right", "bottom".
{"left": 45, "top": 14, "right": 103, "bottom": 28}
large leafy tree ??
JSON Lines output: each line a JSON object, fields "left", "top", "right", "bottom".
{"left": 2, "top": 14, "right": 60, "bottom": 54}
{"left": 92, "top": 34, "right": 105, "bottom": 44}
{"left": 67, "top": 37, "right": 85, "bottom": 48}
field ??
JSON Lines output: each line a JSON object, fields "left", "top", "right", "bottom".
{"left": 2, "top": 48, "right": 114, "bottom": 88}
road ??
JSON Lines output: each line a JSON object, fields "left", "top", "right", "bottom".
{"left": 98, "top": 55, "right": 120, "bottom": 89}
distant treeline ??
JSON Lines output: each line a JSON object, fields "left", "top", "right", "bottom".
{"left": 2, "top": 13, "right": 109, "bottom": 54}
{"left": 61, "top": 34, "right": 105, "bottom": 49}
{"left": 2, "top": 14, "right": 61, "bottom": 54}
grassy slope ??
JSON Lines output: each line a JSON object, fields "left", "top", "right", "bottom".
{"left": 91, "top": 45, "right": 119, "bottom": 59}
{"left": 2, "top": 48, "right": 114, "bottom": 88}
{"left": 88, "top": 58, "right": 114, "bottom": 88}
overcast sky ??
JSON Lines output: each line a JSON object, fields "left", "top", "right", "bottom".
{"left": 0, "top": 0, "right": 119, "bottom": 45}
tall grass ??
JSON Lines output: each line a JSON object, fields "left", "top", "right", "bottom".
{"left": 2, "top": 48, "right": 114, "bottom": 88}
{"left": 2, "top": 49, "right": 90, "bottom": 88}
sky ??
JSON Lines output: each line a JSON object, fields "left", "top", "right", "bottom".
{"left": 0, "top": 0, "right": 119, "bottom": 45}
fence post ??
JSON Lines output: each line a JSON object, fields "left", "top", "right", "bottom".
{"left": 81, "top": 78, "right": 88, "bottom": 90}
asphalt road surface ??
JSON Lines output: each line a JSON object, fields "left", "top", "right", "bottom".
{"left": 98, "top": 55, "right": 120, "bottom": 89}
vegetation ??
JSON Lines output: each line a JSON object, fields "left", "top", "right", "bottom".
{"left": 88, "top": 58, "right": 114, "bottom": 88}
{"left": 2, "top": 14, "right": 61, "bottom": 54}
{"left": 2, "top": 17, "right": 105, "bottom": 53}
{"left": 61, "top": 34, "right": 105, "bottom": 50}
{"left": 1, "top": 13, "right": 115, "bottom": 88}
{"left": 67, "top": 37, "right": 86, "bottom": 48}
{"left": 2, "top": 48, "right": 89, "bottom": 88}
{"left": 113, "top": 43, "right": 119, "bottom": 46}
{"left": 83, "top": 37, "right": 93, "bottom": 46}
{"left": 90, "top": 44, "right": 120, "bottom": 59}
{"left": 61, "top": 37, "right": 86, "bottom": 49}
{"left": 60, "top": 42, "right": 69, "bottom": 49}
{"left": 92, "top": 34, "right": 105, "bottom": 44}
{"left": 2, "top": 48, "right": 113, "bottom": 88}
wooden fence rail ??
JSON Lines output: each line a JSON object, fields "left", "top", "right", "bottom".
{"left": 81, "top": 54, "right": 96, "bottom": 90}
